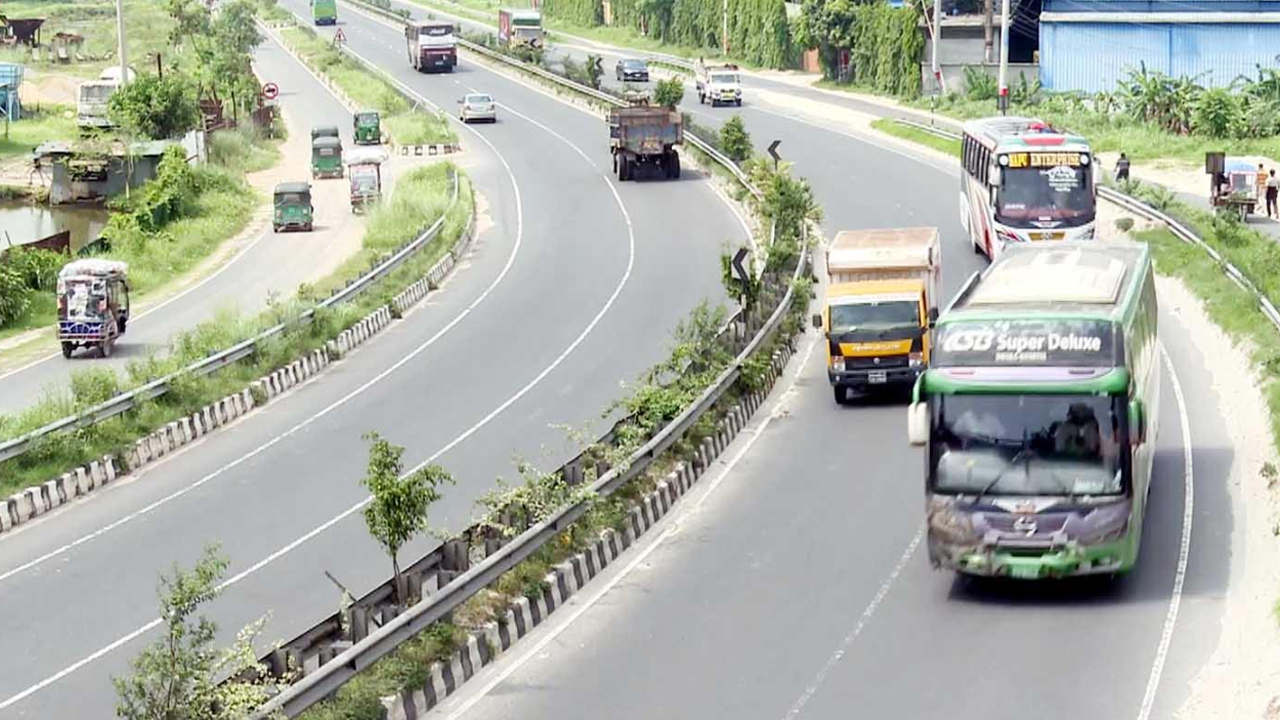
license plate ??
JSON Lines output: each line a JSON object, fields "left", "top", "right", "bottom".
{"left": 1029, "top": 232, "right": 1064, "bottom": 241}
{"left": 1008, "top": 564, "right": 1041, "bottom": 579}
{"left": 868, "top": 371, "right": 887, "bottom": 384}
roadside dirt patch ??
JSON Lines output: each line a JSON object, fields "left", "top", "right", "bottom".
{"left": 1156, "top": 276, "right": 1280, "bottom": 720}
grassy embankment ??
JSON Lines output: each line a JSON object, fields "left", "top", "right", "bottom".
{"left": 274, "top": 24, "right": 457, "bottom": 146}
{"left": 0, "top": 162, "right": 473, "bottom": 497}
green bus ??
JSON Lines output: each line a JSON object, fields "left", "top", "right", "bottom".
{"left": 312, "top": 0, "right": 337, "bottom": 25}
{"left": 907, "top": 240, "right": 1159, "bottom": 580}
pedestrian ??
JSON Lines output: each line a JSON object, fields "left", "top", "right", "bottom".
{"left": 1267, "top": 169, "right": 1279, "bottom": 218}
{"left": 1115, "top": 152, "right": 1130, "bottom": 182}
{"left": 1258, "top": 163, "right": 1268, "bottom": 205}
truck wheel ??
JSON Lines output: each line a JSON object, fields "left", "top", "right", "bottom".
{"left": 736, "top": 99, "right": 743, "bottom": 106}
{"left": 670, "top": 152, "right": 681, "bottom": 179}
{"left": 619, "top": 156, "right": 631, "bottom": 181}
{"left": 833, "top": 385, "right": 849, "bottom": 405}
{"left": 100, "top": 336, "right": 113, "bottom": 358}
{"left": 61, "top": 342, "right": 73, "bottom": 359}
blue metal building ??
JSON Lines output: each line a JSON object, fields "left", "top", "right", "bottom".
{"left": 1040, "top": 0, "right": 1280, "bottom": 92}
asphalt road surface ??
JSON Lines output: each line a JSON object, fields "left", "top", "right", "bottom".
{"left": 0, "top": 36, "right": 374, "bottom": 413}
{"left": 0, "top": 4, "right": 743, "bottom": 716}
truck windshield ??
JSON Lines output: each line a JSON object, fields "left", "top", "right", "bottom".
{"left": 929, "top": 393, "right": 1126, "bottom": 497}
{"left": 830, "top": 300, "right": 918, "bottom": 334}
{"left": 996, "top": 165, "right": 1095, "bottom": 228}
{"left": 712, "top": 73, "right": 739, "bottom": 84}
{"left": 80, "top": 85, "right": 113, "bottom": 102}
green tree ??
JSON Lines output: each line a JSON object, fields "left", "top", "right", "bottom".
{"left": 108, "top": 73, "right": 201, "bottom": 139}
{"left": 794, "top": 0, "right": 858, "bottom": 80}
{"left": 163, "top": 0, "right": 264, "bottom": 116}
{"left": 585, "top": 54, "right": 604, "bottom": 90}
{"left": 113, "top": 544, "right": 289, "bottom": 720}
{"left": 360, "top": 432, "right": 453, "bottom": 604}
{"left": 653, "top": 77, "right": 685, "bottom": 109}
{"left": 719, "top": 114, "right": 752, "bottom": 163}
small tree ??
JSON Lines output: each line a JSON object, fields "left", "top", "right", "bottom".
{"left": 653, "top": 77, "right": 685, "bottom": 109}
{"left": 108, "top": 72, "right": 201, "bottom": 139}
{"left": 585, "top": 54, "right": 604, "bottom": 89}
{"left": 720, "top": 115, "right": 752, "bottom": 163}
{"left": 360, "top": 432, "right": 453, "bottom": 604}
{"left": 113, "top": 544, "right": 289, "bottom": 720}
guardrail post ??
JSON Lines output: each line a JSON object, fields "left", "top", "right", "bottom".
{"left": 350, "top": 607, "right": 370, "bottom": 642}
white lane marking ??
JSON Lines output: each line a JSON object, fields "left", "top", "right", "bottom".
{"left": 783, "top": 525, "right": 924, "bottom": 719}
{"left": 0, "top": 89, "right": 524, "bottom": 579}
{"left": 1135, "top": 344, "right": 1194, "bottom": 720}
{"left": 0, "top": 21, "right": 646, "bottom": 714}
{"left": 440, "top": 332, "right": 822, "bottom": 719}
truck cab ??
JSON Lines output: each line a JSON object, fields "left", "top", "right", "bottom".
{"left": 499, "top": 9, "right": 543, "bottom": 48}
{"left": 695, "top": 60, "right": 742, "bottom": 107}
{"left": 813, "top": 227, "right": 941, "bottom": 404}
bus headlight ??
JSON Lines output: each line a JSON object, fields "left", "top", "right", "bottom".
{"left": 998, "top": 154, "right": 1009, "bottom": 166}
{"left": 1075, "top": 502, "right": 1131, "bottom": 545}
{"left": 1080, "top": 153, "right": 1091, "bottom": 166}
{"left": 831, "top": 356, "right": 845, "bottom": 372}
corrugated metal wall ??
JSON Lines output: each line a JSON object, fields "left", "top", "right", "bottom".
{"left": 1042, "top": 22, "right": 1280, "bottom": 92}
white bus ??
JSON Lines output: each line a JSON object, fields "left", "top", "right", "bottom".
{"left": 959, "top": 117, "right": 1097, "bottom": 260}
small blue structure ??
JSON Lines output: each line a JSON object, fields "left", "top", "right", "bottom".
{"left": 1041, "top": 0, "right": 1280, "bottom": 92}
{"left": 0, "top": 62, "right": 23, "bottom": 121}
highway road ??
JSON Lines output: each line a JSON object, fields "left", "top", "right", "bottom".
{"left": 331, "top": 12, "right": 1234, "bottom": 720}
{"left": 0, "top": 35, "right": 381, "bottom": 414}
{"left": 0, "top": 4, "right": 743, "bottom": 717}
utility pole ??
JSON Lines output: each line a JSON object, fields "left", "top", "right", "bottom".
{"left": 722, "top": 0, "right": 728, "bottom": 55}
{"left": 115, "top": 0, "right": 128, "bottom": 85}
{"left": 931, "top": 0, "right": 945, "bottom": 95}
{"left": 997, "top": 0, "right": 1010, "bottom": 115}
{"left": 983, "top": 0, "right": 994, "bottom": 63}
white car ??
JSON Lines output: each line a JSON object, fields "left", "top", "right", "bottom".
{"left": 458, "top": 93, "right": 497, "bottom": 123}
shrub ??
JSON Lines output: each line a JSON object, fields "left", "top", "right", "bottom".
{"left": 963, "top": 66, "right": 997, "bottom": 101}
{"left": 1114, "top": 217, "right": 1135, "bottom": 233}
{"left": 719, "top": 114, "right": 752, "bottom": 163}
{"left": 653, "top": 77, "right": 685, "bottom": 109}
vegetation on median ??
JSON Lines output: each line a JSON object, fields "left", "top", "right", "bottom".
{"left": 0, "top": 163, "right": 474, "bottom": 498}
{"left": 870, "top": 118, "right": 960, "bottom": 158}
{"left": 273, "top": 23, "right": 457, "bottom": 147}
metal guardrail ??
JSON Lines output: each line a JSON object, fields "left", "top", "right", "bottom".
{"left": 244, "top": 5, "right": 804, "bottom": 717}
{"left": 345, "top": 0, "right": 762, "bottom": 200}
{"left": 0, "top": 170, "right": 461, "bottom": 466}
{"left": 888, "top": 116, "right": 1280, "bottom": 331}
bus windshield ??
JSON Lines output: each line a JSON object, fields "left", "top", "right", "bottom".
{"left": 930, "top": 393, "right": 1126, "bottom": 497}
{"left": 422, "top": 25, "right": 453, "bottom": 36}
{"left": 830, "top": 300, "right": 918, "bottom": 334}
{"left": 996, "top": 165, "right": 1095, "bottom": 228}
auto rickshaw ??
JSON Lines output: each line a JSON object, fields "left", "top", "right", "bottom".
{"left": 273, "top": 182, "right": 314, "bottom": 232}
{"left": 311, "top": 135, "right": 344, "bottom": 179}
{"left": 311, "top": 125, "right": 340, "bottom": 142}
{"left": 353, "top": 110, "right": 381, "bottom": 145}
{"left": 56, "top": 259, "right": 130, "bottom": 359}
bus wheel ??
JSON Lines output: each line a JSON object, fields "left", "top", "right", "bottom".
{"left": 833, "top": 385, "right": 849, "bottom": 405}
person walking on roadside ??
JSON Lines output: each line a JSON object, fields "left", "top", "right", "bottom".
{"left": 1115, "top": 153, "right": 1130, "bottom": 182}
{"left": 1258, "top": 163, "right": 1268, "bottom": 205}
{"left": 1268, "top": 169, "right": 1279, "bottom": 219}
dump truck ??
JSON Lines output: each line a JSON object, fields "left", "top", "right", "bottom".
{"left": 694, "top": 59, "right": 742, "bottom": 106}
{"left": 811, "top": 227, "right": 941, "bottom": 404}
{"left": 608, "top": 99, "right": 682, "bottom": 181}
{"left": 406, "top": 20, "right": 457, "bottom": 72}
{"left": 498, "top": 9, "right": 542, "bottom": 48}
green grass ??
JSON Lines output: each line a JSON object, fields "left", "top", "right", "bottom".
{"left": 277, "top": 25, "right": 456, "bottom": 146}
{"left": 0, "top": 163, "right": 474, "bottom": 496}
{"left": 0, "top": 105, "right": 79, "bottom": 160}
{"left": 871, "top": 117, "right": 960, "bottom": 158}
{"left": 0, "top": 0, "right": 175, "bottom": 80}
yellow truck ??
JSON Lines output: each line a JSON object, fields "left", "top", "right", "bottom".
{"left": 811, "top": 227, "right": 941, "bottom": 404}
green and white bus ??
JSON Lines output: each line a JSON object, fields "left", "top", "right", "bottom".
{"left": 907, "top": 240, "right": 1159, "bottom": 580}
{"left": 312, "top": 0, "right": 337, "bottom": 25}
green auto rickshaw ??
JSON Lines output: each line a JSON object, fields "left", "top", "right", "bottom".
{"left": 354, "top": 110, "right": 381, "bottom": 145}
{"left": 311, "top": 135, "right": 344, "bottom": 179}
{"left": 311, "top": 125, "right": 340, "bottom": 142}
{"left": 273, "top": 182, "right": 314, "bottom": 232}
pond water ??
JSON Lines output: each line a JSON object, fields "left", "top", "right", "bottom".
{"left": 0, "top": 201, "right": 109, "bottom": 255}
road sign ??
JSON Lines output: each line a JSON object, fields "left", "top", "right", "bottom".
{"left": 333, "top": 28, "right": 347, "bottom": 45}
{"left": 767, "top": 140, "right": 782, "bottom": 168}
{"left": 261, "top": 82, "right": 279, "bottom": 101}
{"left": 732, "top": 247, "right": 750, "bottom": 285}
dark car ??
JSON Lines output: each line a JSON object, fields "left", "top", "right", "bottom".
{"left": 615, "top": 58, "right": 649, "bottom": 83}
